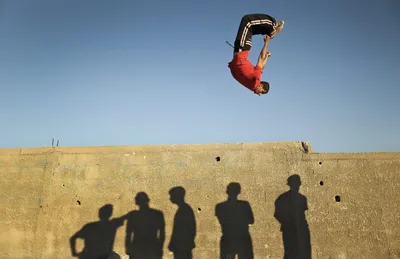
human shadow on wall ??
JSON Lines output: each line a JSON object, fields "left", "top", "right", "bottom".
{"left": 69, "top": 204, "right": 125, "bottom": 259}
{"left": 274, "top": 174, "right": 312, "bottom": 259}
{"left": 124, "top": 192, "right": 165, "bottom": 259}
{"left": 215, "top": 182, "right": 255, "bottom": 259}
{"left": 168, "top": 186, "right": 197, "bottom": 259}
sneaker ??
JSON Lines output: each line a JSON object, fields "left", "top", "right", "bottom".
{"left": 271, "top": 20, "right": 284, "bottom": 38}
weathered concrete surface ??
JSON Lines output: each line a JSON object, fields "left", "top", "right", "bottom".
{"left": 0, "top": 141, "right": 399, "bottom": 259}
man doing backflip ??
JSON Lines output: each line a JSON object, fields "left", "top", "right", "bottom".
{"left": 228, "top": 13, "right": 284, "bottom": 96}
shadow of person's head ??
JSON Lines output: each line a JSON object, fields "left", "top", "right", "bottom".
{"left": 287, "top": 174, "right": 301, "bottom": 193}
{"left": 226, "top": 182, "right": 241, "bottom": 199}
{"left": 135, "top": 192, "right": 150, "bottom": 208}
{"left": 99, "top": 204, "right": 113, "bottom": 222}
{"left": 169, "top": 186, "right": 186, "bottom": 205}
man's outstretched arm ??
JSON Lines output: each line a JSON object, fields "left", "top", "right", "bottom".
{"left": 70, "top": 231, "right": 82, "bottom": 257}
{"left": 257, "top": 35, "right": 271, "bottom": 70}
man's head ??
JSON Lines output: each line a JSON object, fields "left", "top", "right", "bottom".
{"left": 98, "top": 204, "right": 113, "bottom": 221}
{"left": 226, "top": 182, "right": 241, "bottom": 198}
{"left": 254, "top": 81, "right": 270, "bottom": 96}
{"left": 135, "top": 192, "right": 150, "bottom": 207}
{"left": 287, "top": 174, "right": 301, "bottom": 193}
{"left": 169, "top": 186, "right": 186, "bottom": 205}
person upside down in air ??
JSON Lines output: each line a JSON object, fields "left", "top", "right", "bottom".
{"left": 228, "top": 13, "right": 284, "bottom": 96}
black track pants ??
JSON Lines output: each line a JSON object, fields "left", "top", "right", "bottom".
{"left": 233, "top": 14, "right": 277, "bottom": 53}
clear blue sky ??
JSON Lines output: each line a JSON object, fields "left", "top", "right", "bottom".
{"left": 1, "top": 0, "right": 399, "bottom": 152}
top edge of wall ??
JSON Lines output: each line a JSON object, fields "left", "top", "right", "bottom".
{"left": 0, "top": 141, "right": 313, "bottom": 155}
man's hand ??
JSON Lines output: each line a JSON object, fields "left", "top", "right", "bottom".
{"left": 71, "top": 250, "right": 81, "bottom": 257}
{"left": 254, "top": 85, "right": 267, "bottom": 96}
{"left": 256, "top": 35, "right": 272, "bottom": 70}
{"left": 256, "top": 46, "right": 271, "bottom": 70}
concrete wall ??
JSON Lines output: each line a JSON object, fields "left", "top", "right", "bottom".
{"left": 1, "top": 141, "right": 399, "bottom": 259}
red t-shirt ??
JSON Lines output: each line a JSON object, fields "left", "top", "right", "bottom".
{"left": 228, "top": 50, "right": 262, "bottom": 91}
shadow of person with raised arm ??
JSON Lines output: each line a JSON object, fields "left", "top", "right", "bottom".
{"left": 69, "top": 204, "right": 125, "bottom": 259}
{"left": 168, "top": 186, "right": 197, "bottom": 259}
{"left": 215, "top": 182, "right": 255, "bottom": 259}
{"left": 274, "top": 174, "right": 311, "bottom": 259}
{"left": 124, "top": 192, "right": 165, "bottom": 259}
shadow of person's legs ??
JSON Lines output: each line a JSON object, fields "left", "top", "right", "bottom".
{"left": 274, "top": 174, "right": 312, "bottom": 259}
{"left": 216, "top": 182, "right": 255, "bottom": 259}
{"left": 124, "top": 192, "right": 165, "bottom": 259}
{"left": 168, "top": 186, "right": 196, "bottom": 259}
{"left": 69, "top": 204, "right": 125, "bottom": 259}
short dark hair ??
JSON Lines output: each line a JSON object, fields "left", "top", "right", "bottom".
{"left": 99, "top": 204, "right": 113, "bottom": 219}
{"left": 261, "top": 81, "right": 270, "bottom": 93}
{"left": 227, "top": 182, "right": 241, "bottom": 195}
{"left": 135, "top": 192, "right": 150, "bottom": 203}
{"left": 169, "top": 186, "right": 186, "bottom": 197}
